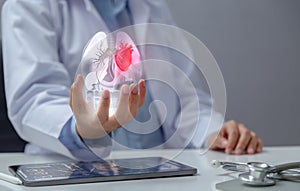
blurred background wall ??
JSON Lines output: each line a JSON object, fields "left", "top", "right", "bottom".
{"left": 166, "top": 0, "right": 300, "bottom": 146}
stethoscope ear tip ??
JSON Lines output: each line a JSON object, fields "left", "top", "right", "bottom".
{"left": 210, "top": 160, "right": 221, "bottom": 168}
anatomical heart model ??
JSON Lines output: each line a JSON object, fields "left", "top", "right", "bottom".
{"left": 79, "top": 31, "right": 142, "bottom": 116}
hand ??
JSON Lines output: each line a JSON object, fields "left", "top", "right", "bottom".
{"left": 70, "top": 75, "right": 146, "bottom": 139}
{"left": 207, "top": 120, "right": 263, "bottom": 155}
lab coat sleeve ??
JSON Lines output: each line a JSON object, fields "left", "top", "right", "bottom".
{"left": 1, "top": 0, "right": 111, "bottom": 159}
{"left": 59, "top": 117, "right": 111, "bottom": 161}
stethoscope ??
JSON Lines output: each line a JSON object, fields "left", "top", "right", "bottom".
{"left": 211, "top": 160, "right": 300, "bottom": 186}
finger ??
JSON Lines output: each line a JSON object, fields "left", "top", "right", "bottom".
{"left": 256, "top": 138, "right": 263, "bottom": 153}
{"left": 234, "top": 124, "right": 251, "bottom": 155}
{"left": 246, "top": 139, "right": 257, "bottom": 154}
{"left": 138, "top": 79, "right": 146, "bottom": 107}
{"left": 97, "top": 89, "right": 110, "bottom": 123}
{"left": 129, "top": 84, "right": 139, "bottom": 117}
{"left": 114, "top": 84, "right": 130, "bottom": 125}
{"left": 71, "top": 75, "right": 86, "bottom": 114}
{"left": 246, "top": 132, "right": 259, "bottom": 154}
{"left": 224, "top": 120, "right": 239, "bottom": 154}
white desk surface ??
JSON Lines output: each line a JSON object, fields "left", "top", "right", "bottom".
{"left": 0, "top": 146, "right": 299, "bottom": 191}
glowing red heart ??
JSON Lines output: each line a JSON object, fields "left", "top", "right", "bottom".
{"left": 114, "top": 43, "right": 133, "bottom": 72}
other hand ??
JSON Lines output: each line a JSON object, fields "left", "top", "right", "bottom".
{"left": 207, "top": 120, "right": 263, "bottom": 155}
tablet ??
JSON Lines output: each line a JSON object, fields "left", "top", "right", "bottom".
{"left": 9, "top": 157, "right": 197, "bottom": 186}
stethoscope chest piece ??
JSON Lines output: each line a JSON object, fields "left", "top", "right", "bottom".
{"left": 239, "top": 172, "right": 275, "bottom": 186}
{"left": 238, "top": 162, "right": 275, "bottom": 186}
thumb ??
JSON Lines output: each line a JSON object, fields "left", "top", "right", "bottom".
{"left": 214, "top": 137, "right": 228, "bottom": 149}
{"left": 209, "top": 128, "right": 228, "bottom": 149}
{"left": 208, "top": 131, "right": 228, "bottom": 150}
{"left": 71, "top": 75, "right": 86, "bottom": 114}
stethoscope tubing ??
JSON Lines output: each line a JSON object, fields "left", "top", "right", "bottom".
{"left": 270, "top": 162, "right": 300, "bottom": 173}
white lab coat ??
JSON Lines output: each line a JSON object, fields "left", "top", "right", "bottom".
{"left": 2, "top": 0, "right": 223, "bottom": 159}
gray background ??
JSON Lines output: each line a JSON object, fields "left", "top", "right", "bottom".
{"left": 166, "top": 0, "right": 300, "bottom": 146}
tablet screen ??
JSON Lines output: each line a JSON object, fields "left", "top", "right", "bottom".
{"left": 9, "top": 157, "right": 197, "bottom": 186}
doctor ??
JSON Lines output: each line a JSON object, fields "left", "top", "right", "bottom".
{"left": 2, "top": 0, "right": 263, "bottom": 161}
